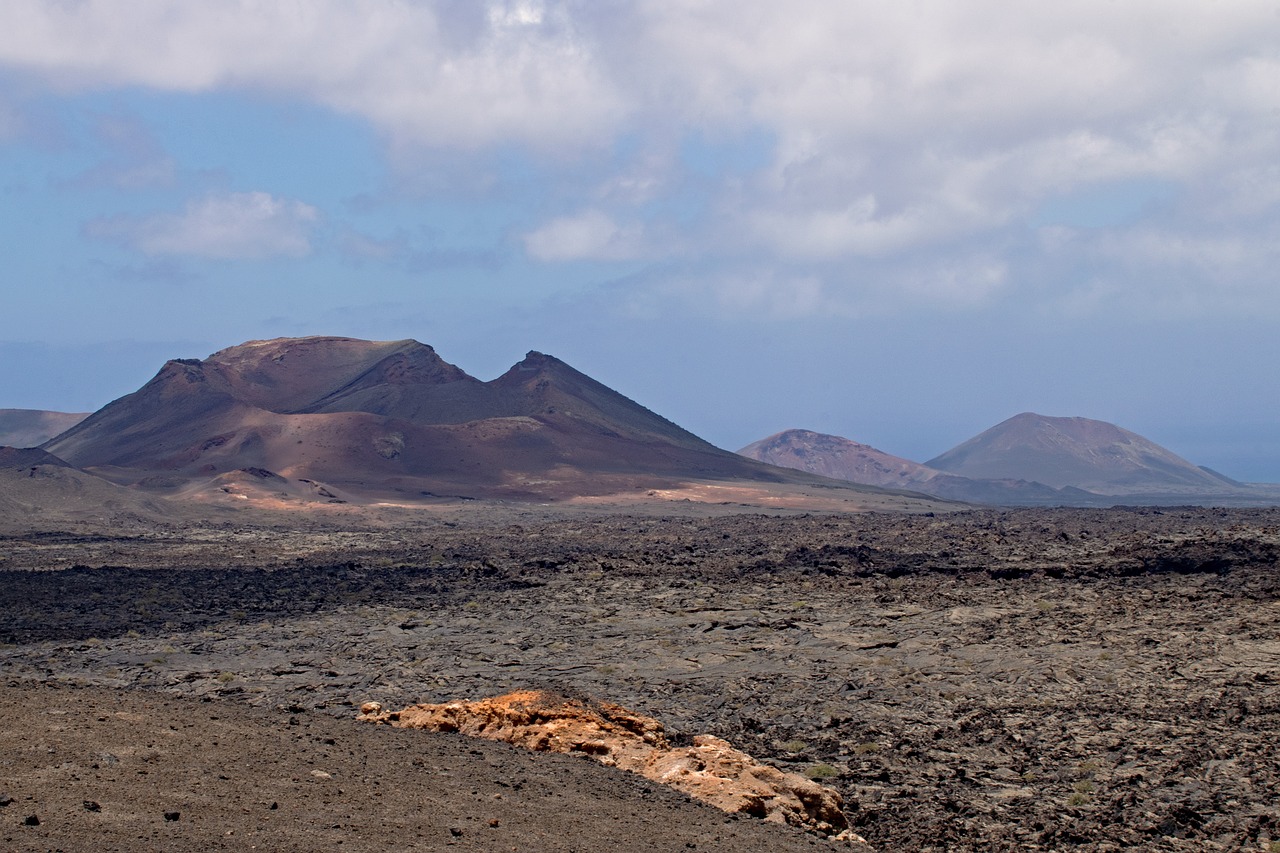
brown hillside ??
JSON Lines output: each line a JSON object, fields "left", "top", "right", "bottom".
{"left": 44, "top": 337, "right": 930, "bottom": 506}
{"left": 926, "top": 413, "right": 1241, "bottom": 495}
{"left": 739, "top": 429, "right": 1081, "bottom": 506}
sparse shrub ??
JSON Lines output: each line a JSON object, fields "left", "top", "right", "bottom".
{"left": 853, "top": 742, "right": 880, "bottom": 755}
{"left": 805, "top": 763, "right": 839, "bottom": 781}
{"left": 781, "top": 740, "right": 808, "bottom": 753}
{"left": 1067, "top": 792, "right": 1091, "bottom": 807}
{"left": 217, "top": 671, "right": 235, "bottom": 683}
{"left": 1073, "top": 780, "right": 1095, "bottom": 793}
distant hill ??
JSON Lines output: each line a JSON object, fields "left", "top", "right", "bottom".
{"left": 0, "top": 446, "right": 185, "bottom": 533}
{"left": 0, "top": 409, "right": 88, "bottom": 448}
{"left": 739, "top": 430, "right": 934, "bottom": 488}
{"left": 739, "top": 429, "right": 1080, "bottom": 506}
{"left": 42, "top": 336, "right": 944, "bottom": 508}
{"left": 742, "top": 419, "right": 1276, "bottom": 507}
{"left": 926, "top": 413, "right": 1242, "bottom": 496}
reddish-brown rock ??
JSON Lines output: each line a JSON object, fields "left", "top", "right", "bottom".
{"left": 361, "top": 690, "right": 860, "bottom": 843}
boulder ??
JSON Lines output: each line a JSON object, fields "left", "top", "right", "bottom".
{"left": 361, "top": 690, "right": 860, "bottom": 843}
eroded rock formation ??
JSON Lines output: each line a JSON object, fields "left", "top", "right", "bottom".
{"left": 359, "top": 689, "right": 860, "bottom": 843}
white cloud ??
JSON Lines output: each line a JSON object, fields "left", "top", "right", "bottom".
{"left": 6, "top": 1, "right": 1280, "bottom": 315}
{"left": 614, "top": 268, "right": 828, "bottom": 321}
{"left": 0, "top": 0, "right": 626, "bottom": 150}
{"left": 87, "top": 191, "right": 319, "bottom": 259}
{"left": 523, "top": 210, "right": 642, "bottom": 261}
{"left": 747, "top": 197, "right": 941, "bottom": 259}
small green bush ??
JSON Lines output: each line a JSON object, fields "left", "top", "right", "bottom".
{"left": 805, "top": 763, "right": 839, "bottom": 781}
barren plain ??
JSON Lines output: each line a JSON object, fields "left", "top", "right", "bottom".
{"left": 3, "top": 504, "right": 1279, "bottom": 851}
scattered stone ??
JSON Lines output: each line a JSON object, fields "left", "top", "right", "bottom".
{"left": 3, "top": 506, "right": 1280, "bottom": 850}
{"left": 164, "top": 811, "right": 180, "bottom": 822}
{"left": 83, "top": 800, "right": 101, "bottom": 812}
{"left": 358, "top": 701, "right": 383, "bottom": 716}
{"left": 24, "top": 814, "right": 39, "bottom": 826}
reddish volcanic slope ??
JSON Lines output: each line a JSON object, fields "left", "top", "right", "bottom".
{"left": 740, "top": 430, "right": 937, "bottom": 490}
{"left": 43, "top": 336, "right": 869, "bottom": 503}
{"left": 926, "top": 412, "right": 1240, "bottom": 495}
{"left": 739, "top": 429, "right": 1078, "bottom": 506}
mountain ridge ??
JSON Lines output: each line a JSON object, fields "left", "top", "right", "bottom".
{"left": 41, "top": 336, "right": 945, "bottom": 509}
{"left": 739, "top": 429, "right": 1080, "bottom": 506}
{"left": 741, "top": 418, "right": 1274, "bottom": 507}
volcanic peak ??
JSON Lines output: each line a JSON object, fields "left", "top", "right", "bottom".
{"left": 201, "top": 337, "right": 474, "bottom": 414}
{"left": 926, "top": 412, "right": 1237, "bottom": 492}
{"left": 41, "top": 335, "right": 852, "bottom": 503}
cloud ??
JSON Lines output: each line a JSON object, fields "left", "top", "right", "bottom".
{"left": 6, "top": 2, "right": 1280, "bottom": 316}
{"left": 0, "top": 1, "right": 627, "bottom": 151}
{"left": 746, "top": 197, "right": 939, "bottom": 259}
{"left": 87, "top": 191, "right": 319, "bottom": 259}
{"left": 523, "top": 210, "right": 643, "bottom": 261}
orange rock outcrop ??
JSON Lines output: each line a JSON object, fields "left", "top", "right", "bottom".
{"left": 359, "top": 690, "right": 861, "bottom": 843}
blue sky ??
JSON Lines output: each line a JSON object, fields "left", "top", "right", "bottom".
{"left": 3, "top": 1, "right": 1280, "bottom": 481}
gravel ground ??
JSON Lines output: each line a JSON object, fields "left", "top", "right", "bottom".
{"left": 2, "top": 505, "right": 1279, "bottom": 851}
{"left": 0, "top": 682, "right": 824, "bottom": 853}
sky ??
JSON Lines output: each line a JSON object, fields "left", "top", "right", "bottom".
{"left": 2, "top": 1, "right": 1279, "bottom": 481}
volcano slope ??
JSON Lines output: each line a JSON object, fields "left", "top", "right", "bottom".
{"left": 740, "top": 428, "right": 1082, "bottom": 506}
{"left": 41, "top": 336, "right": 928, "bottom": 508}
{"left": 925, "top": 413, "right": 1247, "bottom": 500}
{"left": 2, "top": 504, "right": 1279, "bottom": 851}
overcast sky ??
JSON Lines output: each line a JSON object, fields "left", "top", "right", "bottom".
{"left": 2, "top": 1, "right": 1279, "bottom": 480}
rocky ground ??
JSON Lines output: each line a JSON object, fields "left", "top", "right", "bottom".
{"left": 1, "top": 683, "right": 821, "bottom": 853}
{"left": 2, "top": 505, "right": 1279, "bottom": 851}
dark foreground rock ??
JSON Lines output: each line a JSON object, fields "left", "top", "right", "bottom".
{"left": 1, "top": 506, "right": 1279, "bottom": 850}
